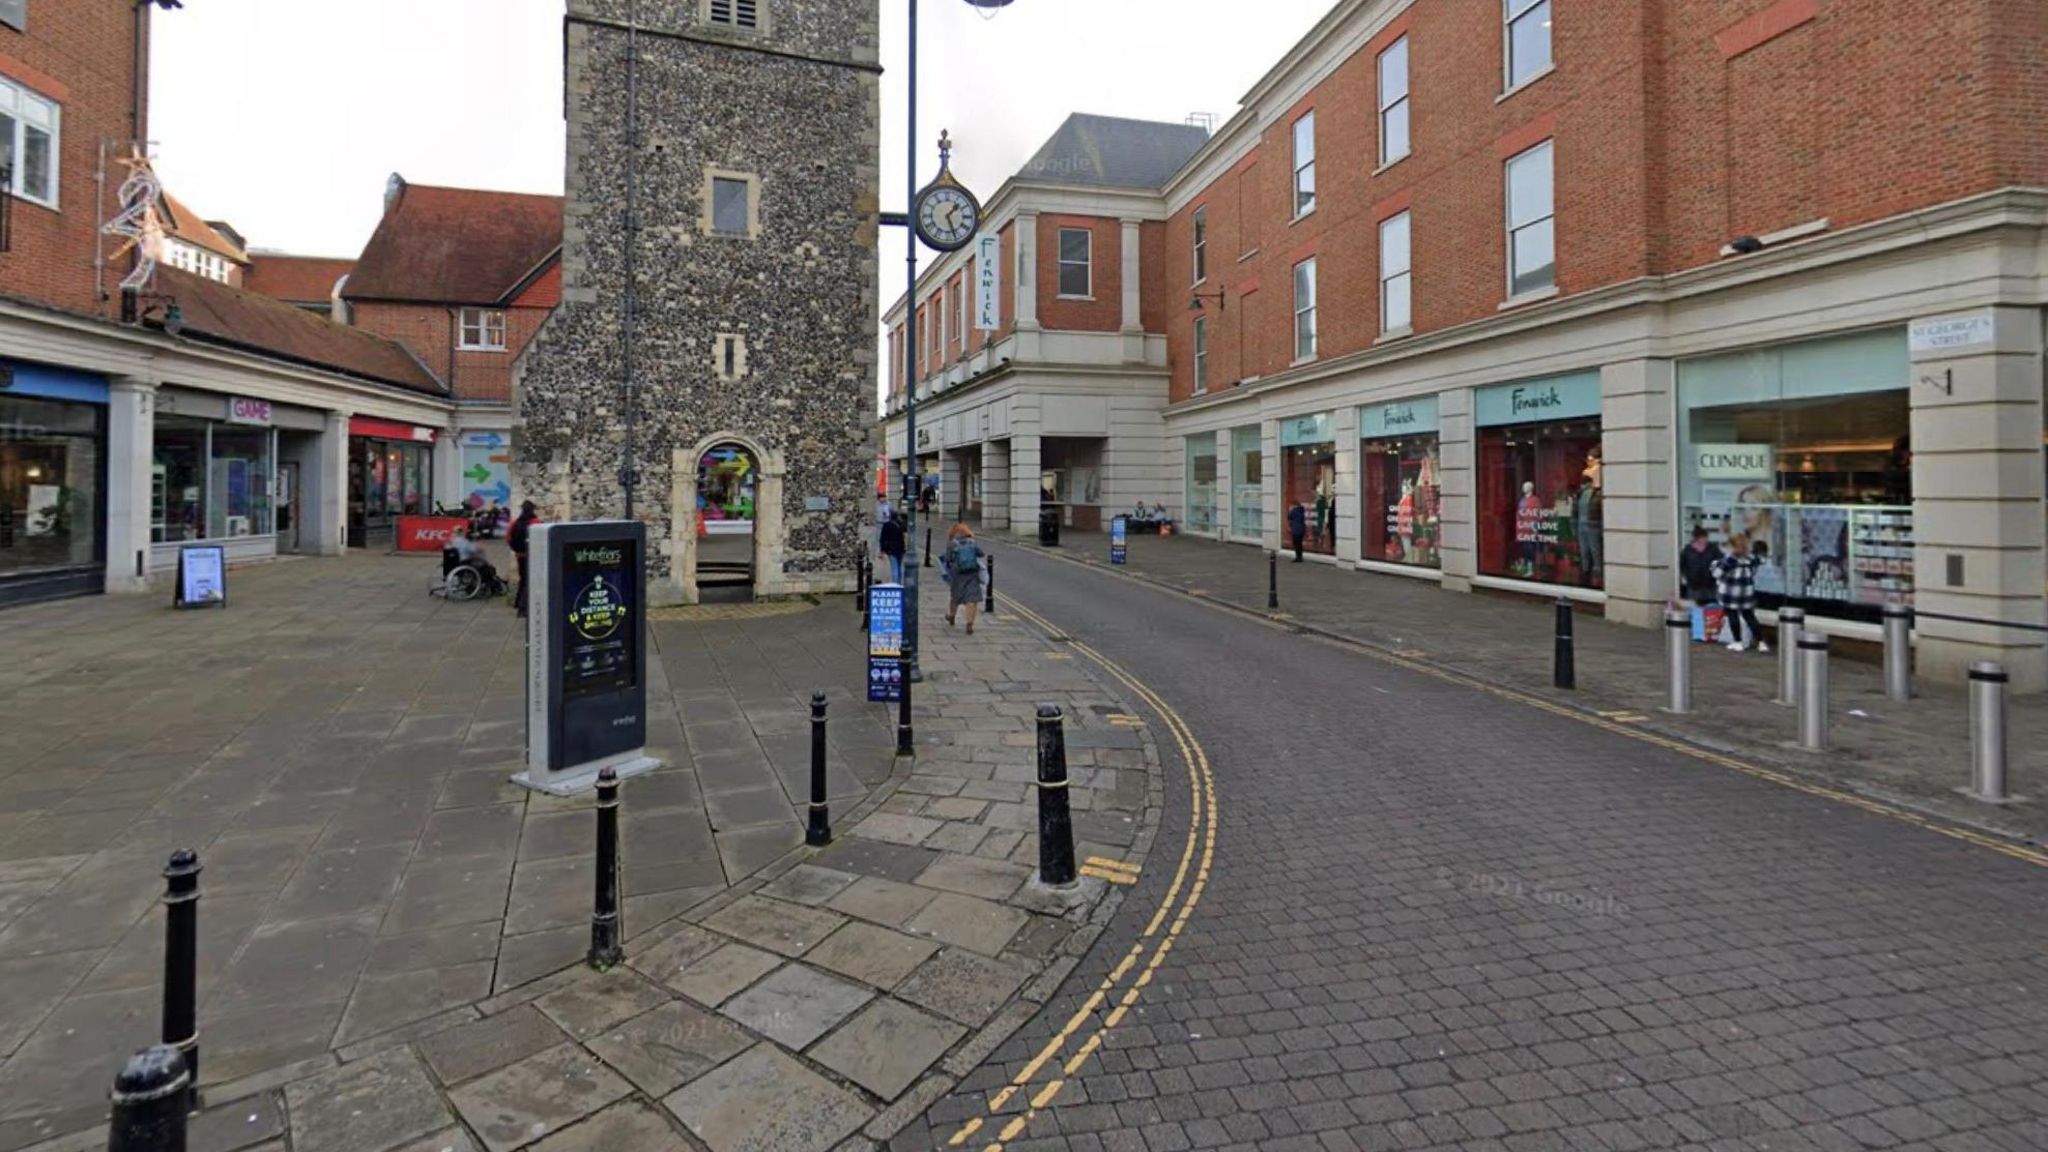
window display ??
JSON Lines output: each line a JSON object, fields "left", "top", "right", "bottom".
{"left": 1476, "top": 373, "right": 1603, "bottom": 587}
{"left": 1360, "top": 397, "right": 1441, "bottom": 568}
{"left": 152, "top": 414, "right": 275, "bottom": 543}
{"left": 1, "top": 394, "right": 102, "bottom": 576}
{"left": 1230, "top": 425, "right": 1263, "bottom": 540}
{"left": 1279, "top": 413, "right": 1335, "bottom": 555}
{"left": 1676, "top": 329, "right": 1911, "bottom": 620}
{"left": 349, "top": 427, "right": 435, "bottom": 546}
{"left": 1185, "top": 434, "right": 1218, "bottom": 533}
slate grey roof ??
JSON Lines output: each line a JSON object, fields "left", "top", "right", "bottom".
{"left": 1015, "top": 113, "right": 1210, "bottom": 191}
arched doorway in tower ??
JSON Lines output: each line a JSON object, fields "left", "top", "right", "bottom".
{"left": 695, "top": 442, "right": 758, "bottom": 602}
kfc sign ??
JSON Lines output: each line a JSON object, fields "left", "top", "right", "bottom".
{"left": 397, "top": 515, "right": 469, "bottom": 553}
{"left": 227, "top": 397, "right": 274, "bottom": 426}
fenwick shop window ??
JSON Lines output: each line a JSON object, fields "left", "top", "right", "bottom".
{"left": 1476, "top": 372, "right": 1604, "bottom": 589}
{"left": 1359, "top": 395, "right": 1442, "bottom": 568}
{"left": 1676, "top": 328, "right": 1912, "bottom": 623}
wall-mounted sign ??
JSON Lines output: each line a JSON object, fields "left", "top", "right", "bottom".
{"left": 1278, "top": 412, "right": 1333, "bottom": 447}
{"left": 226, "top": 397, "right": 273, "bottom": 426}
{"left": 974, "top": 233, "right": 1001, "bottom": 331}
{"left": 1359, "top": 395, "right": 1439, "bottom": 439}
{"left": 804, "top": 495, "right": 831, "bottom": 512}
{"left": 1475, "top": 372, "right": 1603, "bottom": 427}
{"left": 1908, "top": 312, "right": 1994, "bottom": 356}
{"left": 516, "top": 521, "right": 658, "bottom": 796}
{"left": 174, "top": 545, "right": 226, "bottom": 609}
{"left": 915, "top": 427, "right": 932, "bottom": 449}
{"left": 1693, "top": 443, "right": 1774, "bottom": 481}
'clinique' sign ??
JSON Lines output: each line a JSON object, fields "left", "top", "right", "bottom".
{"left": 1693, "top": 443, "right": 1773, "bottom": 480}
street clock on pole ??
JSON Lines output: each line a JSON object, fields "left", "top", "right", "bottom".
{"left": 913, "top": 131, "right": 981, "bottom": 253}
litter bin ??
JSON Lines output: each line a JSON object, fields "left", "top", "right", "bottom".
{"left": 1038, "top": 505, "right": 1061, "bottom": 547}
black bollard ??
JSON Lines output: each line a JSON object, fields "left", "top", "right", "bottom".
{"left": 854, "top": 552, "right": 867, "bottom": 613}
{"left": 1035, "top": 705, "right": 1078, "bottom": 887}
{"left": 1553, "top": 598, "right": 1576, "bottom": 690}
{"left": 161, "top": 850, "right": 200, "bottom": 1110}
{"left": 923, "top": 526, "right": 933, "bottom": 568}
{"left": 984, "top": 554, "right": 996, "bottom": 614}
{"left": 861, "top": 575, "right": 871, "bottom": 634}
{"left": 896, "top": 652, "right": 915, "bottom": 756}
{"left": 107, "top": 1045, "right": 190, "bottom": 1152}
{"left": 588, "top": 767, "right": 622, "bottom": 969}
{"left": 807, "top": 692, "right": 832, "bottom": 846}
{"left": 1267, "top": 551, "right": 1279, "bottom": 610}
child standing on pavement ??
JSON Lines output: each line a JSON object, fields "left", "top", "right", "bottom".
{"left": 1714, "top": 533, "right": 1766, "bottom": 653}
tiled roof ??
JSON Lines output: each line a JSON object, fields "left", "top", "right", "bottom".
{"left": 1017, "top": 113, "right": 1212, "bottom": 191}
{"left": 243, "top": 254, "right": 356, "bottom": 306}
{"left": 159, "top": 191, "right": 250, "bottom": 263}
{"left": 155, "top": 267, "right": 447, "bottom": 397}
{"left": 344, "top": 180, "right": 564, "bottom": 306}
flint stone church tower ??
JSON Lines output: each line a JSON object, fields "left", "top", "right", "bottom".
{"left": 516, "top": 0, "right": 880, "bottom": 603}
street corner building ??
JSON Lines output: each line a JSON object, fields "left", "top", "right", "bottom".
{"left": 515, "top": 0, "right": 883, "bottom": 605}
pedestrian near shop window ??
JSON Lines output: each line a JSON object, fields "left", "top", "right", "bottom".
{"left": 879, "top": 513, "right": 907, "bottom": 585}
{"left": 1715, "top": 533, "right": 1765, "bottom": 653}
{"left": 1679, "top": 526, "right": 1722, "bottom": 607}
{"left": 1287, "top": 502, "right": 1307, "bottom": 562}
{"left": 509, "top": 500, "right": 540, "bottom": 619}
{"left": 942, "top": 522, "right": 984, "bottom": 634}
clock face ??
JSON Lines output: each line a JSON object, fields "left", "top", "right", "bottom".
{"left": 915, "top": 186, "right": 979, "bottom": 252}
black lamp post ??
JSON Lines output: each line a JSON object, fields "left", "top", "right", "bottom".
{"left": 895, "top": 0, "right": 1013, "bottom": 683}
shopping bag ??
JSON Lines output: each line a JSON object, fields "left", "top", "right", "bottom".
{"left": 1692, "top": 605, "right": 1725, "bottom": 643}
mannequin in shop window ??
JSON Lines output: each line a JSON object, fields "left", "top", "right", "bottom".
{"left": 1575, "top": 447, "right": 1603, "bottom": 587}
{"left": 1395, "top": 478, "right": 1416, "bottom": 563}
{"left": 1516, "top": 481, "right": 1542, "bottom": 576}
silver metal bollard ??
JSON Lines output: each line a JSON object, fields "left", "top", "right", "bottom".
{"left": 1797, "top": 633, "right": 1829, "bottom": 750}
{"left": 1882, "top": 603, "right": 1913, "bottom": 703}
{"left": 1968, "top": 661, "right": 2009, "bottom": 802}
{"left": 1664, "top": 609, "right": 1692, "bottom": 714}
{"left": 1775, "top": 607, "right": 1806, "bottom": 707}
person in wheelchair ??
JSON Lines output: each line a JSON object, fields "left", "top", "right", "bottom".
{"left": 441, "top": 528, "right": 507, "bottom": 599}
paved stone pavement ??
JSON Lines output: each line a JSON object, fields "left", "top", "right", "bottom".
{"left": 0, "top": 551, "right": 906, "bottom": 1149}
{"left": 1009, "top": 530, "right": 2048, "bottom": 842}
{"left": 902, "top": 546, "right": 2048, "bottom": 1152}
{"left": 0, "top": 554, "right": 1166, "bottom": 1152}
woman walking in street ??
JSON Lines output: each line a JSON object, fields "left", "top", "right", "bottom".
{"left": 942, "top": 522, "right": 985, "bottom": 634}
{"left": 878, "top": 512, "right": 907, "bottom": 584}
{"left": 1714, "top": 533, "right": 1766, "bottom": 653}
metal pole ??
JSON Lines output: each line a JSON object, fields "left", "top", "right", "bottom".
{"left": 1969, "top": 661, "right": 2008, "bottom": 802}
{"left": 923, "top": 525, "right": 932, "bottom": 568}
{"left": 1035, "top": 705, "right": 1077, "bottom": 888}
{"left": 1553, "top": 598, "right": 1575, "bottom": 690}
{"left": 854, "top": 551, "right": 867, "bottom": 613}
{"left": 1267, "top": 551, "right": 1279, "bottom": 610}
{"left": 807, "top": 692, "right": 832, "bottom": 846}
{"left": 1883, "top": 603, "right": 1913, "bottom": 702}
{"left": 1798, "top": 633, "right": 1830, "bottom": 751}
{"left": 588, "top": 767, "right": 622, "bottom": 968}
{"left": 896, "top": 651, "right": 914, "bottom": 756}
{"left": 107, "top": 1045, "right": 190, "bottom": 1152}
{"left": 900, "top": 0, "right": 922, "bottom": 684}
{"left": 984, "top": 553, "right": 995, "bottom": 614}
{"left": 160, "top": 850, "right": 200, "bottom": 1111}
{"left": 861, "top": 572, "right": 871, "bottom": 634}
{"left": 1664, "top": 609, "right": 1691, "bottom": 714}
{"left": 1775, "top": 607, "right": 1805, "bottom": 707}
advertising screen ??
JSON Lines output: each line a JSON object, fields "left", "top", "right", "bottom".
{"left": 561, "top": 538, "right": 638, "bottom": 700}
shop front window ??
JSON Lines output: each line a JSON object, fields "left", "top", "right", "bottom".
{"left": 153, "top": 415, "right": 208, "bottom": 543}
{"left": 208, "top": 424, "right": 274, "bottom": 538}
{"left": 1360, "top": 397, "right": 1441, "bottom": 568}
{"left": 1677, "top": 329, "right": 1911, "bottom": 620}
{"left": 1230, "top": 425, "right": 1263, "bottom": 540}
{"left": 1, "top": 395, "right": 101, "bottom": 574}
{"left": 1185, "top": 434, "right": 1219, "bottom": 533}
{"left": 1476, "top": 374, "right": 1603, "bottom": 588}
{"left": 1279, "top": 413, "right": 1335, "bottom": 555}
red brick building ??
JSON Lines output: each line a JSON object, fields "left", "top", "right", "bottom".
{"left": 343, "top": 176, "right": 563, "bottom": 521}
{"left": 888, "top": 0, "right": 2048, "bottom": 689}
{"left": 0, "top": 2, "right": 458, "bottom": 606}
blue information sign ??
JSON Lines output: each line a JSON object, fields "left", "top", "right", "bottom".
{"left": 1110, "top": 516, "right": 1128, "bottom": 566}
{"left": 867, "top": 583, "right": 905, "bottom": 702}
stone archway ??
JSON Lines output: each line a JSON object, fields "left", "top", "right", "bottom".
{"left": 670, "top": 432, "right": 786, "bottom": 605}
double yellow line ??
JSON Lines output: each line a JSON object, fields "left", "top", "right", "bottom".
{"left": 946, "top": 594, "right": 1218, "bottom": 1152}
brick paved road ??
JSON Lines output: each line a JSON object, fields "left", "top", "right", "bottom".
{"left": 905, "top": 546, "right": 2048, "bottom": 1152}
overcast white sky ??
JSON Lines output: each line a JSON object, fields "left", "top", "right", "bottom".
{"left": 150, "top": 0, "right": 1336, "bottom": 387}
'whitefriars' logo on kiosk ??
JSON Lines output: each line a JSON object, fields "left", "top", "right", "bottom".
{"left": 1510, "top": 386, "right": 1562, "bottom": 416}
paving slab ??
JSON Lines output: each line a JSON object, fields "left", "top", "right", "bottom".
{"left": 447, "top": 1042, "right": 632, "bottom": 1152}
{"left": 756, "top": 864, "right": 858, "bottom": 907}
{"left": 824, "top": 875, "right": 939, "bottom": 926}
{"left": 284, "top": 1047, "right": 452, "bottom": 1152}
{"left": 912, "top": 852, "right": 1031, "bottom": 902}
{"left": 584, "top": 1001, "right": 751, "bottom": 1096}
{"left": 802, "top": 920, "right": 941, "bottom": 990}
{"left": 524, "top": 1101, "right": 692, "bottom": 1152}
{"left": 893, "top": 949, "right": 1032, "bottom": 1028}
{"left": 665, "top": 942, "right": 781, "bottom": 1008}
{"left": 187, "top": 1089, "right": 286, "bottom": 1152}
{"left": 335, "top": 961, "right": 496, "bottom": 1047}
{"left": 808, "top": 998, "right": 964, "bottom": 1099}
{"left": 533, "top": 969, "right": 671, "bottom": 1041}
{"left": 903, "top": 890, "right": 1029, "bottom": 957}
{"left": 416, "top": 1004, "right": 572, "bottom": 1088}
{"left": 700, "top": 895, "right": 843, "bottom": 957}
{"left": 718, "top": 963, "right": 873, "bottom": 1050}
{"left": 661, "top": 1045, "right": 871, "bottom": 1152}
